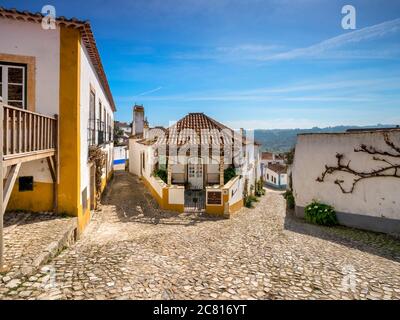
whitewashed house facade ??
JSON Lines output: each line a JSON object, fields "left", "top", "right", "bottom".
{"left": 0, "top": 8, "right": 115, "bottom": 233}
{"left": 129, "top": 107, "right": 261, "bottom": 216}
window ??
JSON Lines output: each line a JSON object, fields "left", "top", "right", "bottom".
{"left": 141, "top": 152, "right": 145, "bottom": 171}
{"left": 88, "top": 90, "right": 96, "bottom": 146}
{"left": 97, "top": 101, "right": 105, "bottom": 145}
{"left": 0, "top": 63, "right": 27, "bottom": 108}
{"left": 105, "top": 111, "right": 108, "bottom": 141}
{"left": 103, "top": 106, "right": 106, "bottom": 142}
{"left": 108, "top": 113, "right": 113, "bottom": 142}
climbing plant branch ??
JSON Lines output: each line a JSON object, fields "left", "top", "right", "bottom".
{"left": 316, "top": 132, "right": 400, "bottom": 194}
{"left": 354, "top": 132, "right": 400, "bottom": 158}
{"left": 89, "top": 146, "right": 107, "bottom": 207}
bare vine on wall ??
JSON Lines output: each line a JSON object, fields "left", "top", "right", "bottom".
{"left": 316, "top": 132, "right": 400, "bottom": 194}
{"left": 89, "top": 146, "right": 107, "bottom": 206}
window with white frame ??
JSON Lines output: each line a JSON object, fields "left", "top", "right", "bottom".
{"left": 0, "top": 63, "right": 27, "bottom": 108}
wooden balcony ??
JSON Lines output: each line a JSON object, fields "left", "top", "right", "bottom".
{"left": 2, "top": 104, "right": 58, "bottom": 167}
{"left": 1, "top": 103, "right": 59, "bottom": 270}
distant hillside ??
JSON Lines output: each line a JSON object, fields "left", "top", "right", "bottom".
{"left": 255, "top": 124, "right": 399, "bottom": 152}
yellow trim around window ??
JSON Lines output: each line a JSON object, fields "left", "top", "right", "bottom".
{"left": 0, "top": 53, "right": 36, "bottom": 111}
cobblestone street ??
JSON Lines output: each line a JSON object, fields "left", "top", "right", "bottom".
{"left": 1, "top": 171, "right": 400, "bottom": 300}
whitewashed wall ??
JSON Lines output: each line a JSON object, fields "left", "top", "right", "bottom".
{"left": 80, "top": 44, "right": 114, "bottom": 202}
{"left": 292, "top": 130, "right": 400, "bottom": 234}
{"left": 0, "top": 19, "right": 60, "bottom": 185}
{"left": 168, "top": 186, "right": 185, "bottom": 205}
{"left": 264, "top": 168, "right": 287, "bottom": 187}
{"left": 226, "top": 176, "right": 243, "bottom": 206}
{"left": 0, "top": 19, "right": 60, "bottom": 115}
{"left": 113, "top": 146, "right": 128, "bottom": 170}
{"left": 148, "top": 175, "right": 164, "bottom": 198}
{"left": 114, "top": 146, "right": 128, "bottom": 161}
{"left": 129, "top": 139, "right": 147, "bottom": 176}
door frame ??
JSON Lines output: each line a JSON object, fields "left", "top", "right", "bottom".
{"left": 187, "top": 157, "right": 204, "bottom": 190}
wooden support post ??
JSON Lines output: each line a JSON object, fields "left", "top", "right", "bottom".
{"left": 0, "top": 103, "right": 4, "bottom": 271}
{"left": 46, "top": 155, "right": 58, "bottom": 213}
{"left": 167, "top": 157, "right": 172, "bottom": 186}
{"left": 51, "top": 114, "right": 58, "bottom": 213}
{"left": 219, "top": 153, "right": 224, "bottom": 187}
{"left": 3, "top": 163, "right": 21, "bottom": 213}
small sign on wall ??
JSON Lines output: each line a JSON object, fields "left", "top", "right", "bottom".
{"left": 207, "top": 191, "right": 222, "bottom": 205}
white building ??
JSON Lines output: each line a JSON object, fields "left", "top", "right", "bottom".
{"left": 264, "top": 163, "right": 287, "bottom": 189}
{"left": 0, "top": 8, "right": 115, "bottom": 234}
{"left": 129, "top": 108, "right": 261, "bottom": 216}
{"left": 260, "top": 151, "right": 284, "bottom": 179}
{"left": 113, "top": 145, "right": 128, "bottom": 171}
{"left": 114, "top": 121, "right": 131, "bottom": 145}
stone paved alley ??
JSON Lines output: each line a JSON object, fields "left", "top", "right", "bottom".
{"left": 1, "top": 171, "right": 400, "bottom": 300}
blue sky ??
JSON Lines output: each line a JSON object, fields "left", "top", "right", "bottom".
{"left": 3, "top": 0, "right": 400, "bottom": 128}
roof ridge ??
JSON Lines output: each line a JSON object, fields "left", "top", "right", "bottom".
{"left": 202, "top": 113, "right": 231, "bottom": 131}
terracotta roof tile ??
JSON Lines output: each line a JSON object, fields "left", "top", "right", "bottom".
{"left": 267, "top": 163, "right": 287, "bottom": 174}
{"left": 261, "top": 152, "right": 273, "bottom": 160}
{"left": 173, "top": 113, "right": 229, "bottom": 132}
{"left": 150, "top": 113, "right": 255, "bottom": 147}
{"left": 262, "top": 152, "right": 284, "bottom": 160}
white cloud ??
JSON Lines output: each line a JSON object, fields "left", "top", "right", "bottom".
{"left": 136, "top": 86, "right": 163, "bottom": 97}
{"left": 263, "top": 18, "right": 400, "bottom": 60}
{"left": 172, "top": 18, "right": 400, "bottom": 62}
{"left": 173, "top": 44, "right": 282, "bottom": 61}
{"left": 116, "top": 76, "right": 400, "bottom": 103}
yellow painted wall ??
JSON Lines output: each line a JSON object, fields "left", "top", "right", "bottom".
{"left": 7, "top": 181, "right": 53, "bottom": 212}
{"left": 205, "top": 205, "right": 225, "bottom": 215}
{"left": 229, "top": 199, "right": 243, "bottom": 213}
{"left": 58, "top": 27, "right": 85, "bottom": 231}
{"left": 142, "top": 176, "right": 164, "bottom": 206}
{"left": 142, "top": 176, "right": 184, "bottom": 212}
{"left": 162, "top": 188, "right": 184, "bottom": 212}
{"left": 205, "top": 193, "right": 230, "bottom": 216}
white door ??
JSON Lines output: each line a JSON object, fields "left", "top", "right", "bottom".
{"left": 188, "top": 158, "right": 203, "bottom": 190}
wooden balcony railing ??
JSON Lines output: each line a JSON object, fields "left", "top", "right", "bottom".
{"left": 2, "top": 104, "right": 58, "bottom": 166}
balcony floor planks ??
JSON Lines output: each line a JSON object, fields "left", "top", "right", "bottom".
{"left": 2, "top": 149, "right": 56, "bottom": 167}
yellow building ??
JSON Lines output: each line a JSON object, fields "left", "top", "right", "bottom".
{"left": 0, "top": 8, "right": 115, "bottom": 233}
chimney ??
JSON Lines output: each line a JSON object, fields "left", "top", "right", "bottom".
{"left": 132, "top": 104, "right": 145, "bottom": 136}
